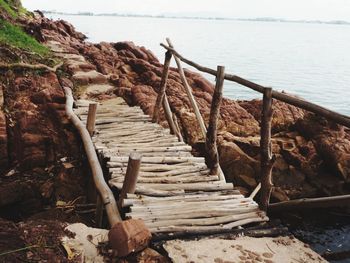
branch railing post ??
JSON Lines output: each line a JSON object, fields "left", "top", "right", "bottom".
{"left": 259, "top": 87, "right": 275, "bottom": 212}
{"left": 86, "top": 102, "right": 97, "bottom": 136}
{"left": 152, "top": 50, "right": 183, "bottom": 142}
{"left": 163, "top": 95, "right": 183, "bottom": 141}
{"left": 153, "top": 51, "right": 172, "bottom": 123}
{"left": 118, "top": 153, "right": 142, "bottom": 208}
{"left": 206, "top": 65, "right": 225, "bottom": 176}
{"left": 166, "top": 38, "right": 207, "bottom": 138}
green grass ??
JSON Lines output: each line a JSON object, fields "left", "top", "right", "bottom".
{"left": 0, "top": 19, "right": 50, "bottom": 56}
{"left": 0, "top": 0, "right": 18, "bottom": 18}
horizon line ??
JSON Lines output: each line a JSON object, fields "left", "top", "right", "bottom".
{"left": 41, "top": 10, "right": 350, "bottom": 25}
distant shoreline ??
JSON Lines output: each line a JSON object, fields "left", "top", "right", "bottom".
{"left": 42, "top": 11, "right": 350, "bottom": 26}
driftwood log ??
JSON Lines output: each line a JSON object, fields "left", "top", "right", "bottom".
{"left": 64, "top": 87, "right": 122, "bottom": 225}
{"left": 160, "top": 43, "right": 350, "bottom": 128}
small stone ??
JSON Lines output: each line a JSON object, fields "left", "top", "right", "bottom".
{"left": 256, "top": 256, "right": 263, "bottom": 262}
{"left": 262, "top": 252, "right": 273, "bottom": 258}
{"left": 174, "top": 245, "right": 182, "bottom": 250}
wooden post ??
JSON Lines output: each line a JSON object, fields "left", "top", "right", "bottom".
{"left": 206, "top": 66, "right": 225, "bottom": 176}
{"left": 153, "top": 51, "right": 172, "bottom": 123}
{"left": 152, "top": 50, "right": 183, "bottom": 142}
{"left": 86, "top": 103, "right": 97, "bottom": 136}
{"left": 166, "top": 38, "right": 207, "bottom": 138}
{"left": 259, "top": 87, "right": 275, "bottom": 212}
{"left": 118, "top": 153, "right": 142, "bottom": 208}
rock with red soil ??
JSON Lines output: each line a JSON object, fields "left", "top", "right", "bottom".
{"left": 114, "top": 41, "right": 159, "bottom": 64}
{"left": 296, "top": 114, "right": 350, "bottom": 182}
{"left": 239, "top": 98, "right": 306, "bottom": 133}
{"left": 72, "top": 70, "right": 108, "bottom": 86}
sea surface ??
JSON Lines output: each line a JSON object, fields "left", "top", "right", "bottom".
{"left": 49, "top": 14, "right": 350, "bottom": 115}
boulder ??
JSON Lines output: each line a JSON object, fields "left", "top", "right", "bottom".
{"left": 72, "top": 70, "right": 107, "bottom": 86}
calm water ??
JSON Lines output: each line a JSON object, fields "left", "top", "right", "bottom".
{"left": 50, "top": 14, "right": 350, "bottom": 115}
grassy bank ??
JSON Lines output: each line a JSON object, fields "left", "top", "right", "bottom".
{"left": 0, "top": 0, "right": 18, "bottom": 18}
{"left": 0, "top": 19, "right": 49, "bottom": 56}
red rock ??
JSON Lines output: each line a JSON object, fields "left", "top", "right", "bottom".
{"left": 114, "top": 42, "right": 159, "bottom": 64}
{"left": 72, "top": 70, "right": 107, "bottom": 85}
{"left": 239, "top": 98, "right": 306, "bottom": 133}
{"left": 108, "top": 219, "right": 152, "bottom": 257}
{"left": 296, "top": 114, "right": 350, "bottom": 182}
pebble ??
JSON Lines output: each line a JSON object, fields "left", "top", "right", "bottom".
{"left": 262, "top": 252, "right": 273, "bottom": 258}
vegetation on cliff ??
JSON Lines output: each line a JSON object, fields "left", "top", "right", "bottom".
{"left": 0, "top": 0, "right": 50, "bottom": 62}
{"left": 0, "top": 19, "right": 49, "bottom": 56}
{"left": 0, "top": 0, "right": 18, "bottom": 18}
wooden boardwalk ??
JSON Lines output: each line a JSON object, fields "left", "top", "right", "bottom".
{"left": 75, "top": 98, "right": 268, "bottom": 234}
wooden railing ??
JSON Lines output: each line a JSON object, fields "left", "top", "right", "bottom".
{"left": 154, "top": 38, "right": 350, "bottom": 211}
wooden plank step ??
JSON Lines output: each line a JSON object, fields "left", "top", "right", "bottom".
{"left": 108, "top": 156, "right": 205, "bottom": 164}
{"left": 109, "top": 181, "right": 234, "bottom": 192}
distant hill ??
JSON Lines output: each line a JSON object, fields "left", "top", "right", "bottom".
{"left": 41, "top": 10, "right": 350, "bottom": 26}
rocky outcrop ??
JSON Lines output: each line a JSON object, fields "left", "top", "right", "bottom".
{"left": 5, "top": 72, "right": 74, "bottom": 168}
{"left": 296, "top": 114, "right": 350, "bottom": 182}
{"left": 0, "top": 69, "right": 87, "bottom": 218}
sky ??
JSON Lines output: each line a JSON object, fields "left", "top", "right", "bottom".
{"left": 21, "top": 0, "right": 350, "bottom": 21}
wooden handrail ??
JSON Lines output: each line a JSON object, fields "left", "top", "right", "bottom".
{"left": 161, "top": 43, "right": 350, "bottom": 128}
{"left": 64, "top": 87, "right": 122, "bottom": 226}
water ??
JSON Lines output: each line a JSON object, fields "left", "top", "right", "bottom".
{"left": 281, "top": 210, "right": 350, "bottom": 263}
{"left": 49, "top": 14, "right": 350, "bottom": 115}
